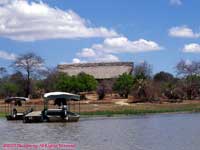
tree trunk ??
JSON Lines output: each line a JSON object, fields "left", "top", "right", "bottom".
{"left": 26, "top": 71, "right": 30, "bottom": 97}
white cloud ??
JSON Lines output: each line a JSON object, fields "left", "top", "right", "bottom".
{"left": 169, "top": 26, "right": 200, "bottom": 38}
{"left": 0, "top": 50, "right": 17, "bottom": 60}
{"left": 100, "top": 37, "right": 161, "bottom": 53}
{"left": 170, "top": 0, "right": 182, "bottom": 5}
{"left": 0, "top": 0, "right": 118, "bottom": 41}
{"left": 76, "top": 49, "right": 120, "bottom": 62}
{"left": 59, "top": 58, "right": 87, "bottom": 64}
{"left": 91, "top": 53, "right": 119, "bottom": 62}
{"left": 183, "top": 43, "right": 200, "bottom": 53}
{"left": 89, "top": 37, "right": 162, "bottom": 54}
{"left": 72, "top": 58, "right": 84, "bottom": 64}
{"left": 76, "top": 36, "right": 161, "bottom": 62}
{"left": 77, "top": 48, "right": 96, "bottom": 58}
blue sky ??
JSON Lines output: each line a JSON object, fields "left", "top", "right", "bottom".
{"left": 0, "top": 0, "right": 200, "bottom": 74}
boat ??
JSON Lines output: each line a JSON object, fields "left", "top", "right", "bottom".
{"left": 23, "top": 92, "right": 80, "bottom": 123}
{"left": 5, "top": 97, "right": 33, "bottom": 120}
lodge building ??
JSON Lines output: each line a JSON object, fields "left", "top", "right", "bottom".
{"left": 57, "top": 62, "right": 134, "bottom": 80}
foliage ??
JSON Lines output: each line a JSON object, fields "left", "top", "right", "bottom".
{"left": 131, "top": 78, "right": 161, "bottom": 102}
{"left": 97, "top": 79, "right": 115, "bottom": 100}
{"left": 55, "top": 72, "right": 97, "bottom": 93}
{"left": 134, "top": 61, "right": 152, "bottom": 79}
{"left": 97, "top": 84, "right": 106, "bottom": 100}
{"left": 12, "top": 52, "right": 44, "bottom": 97}
{"left": 184, "top": 75, "right": 200, "bottom": 100}
{"left": 55, "top": 73, "right": 72, "bottom": 92}
{"left": 154, "top": 71, "right": 174, "bottom": 82}
{"left": 9, "top": 71, "right": 26, "bottom": 96}
{"left": 176, "top": 60, "right": 200, "bottom": 77}
{"left": 176, "top": 60, "right": 200, "bottom": 99}
{"left": 0, "top": 56, "right": 200, "bottom": 103}
{"left": 162, "top": 81, "right": 184, "bottom": 101}
{"left": 1, "top": 82, "right": 18, "bottom": 97}
{"left": 113, "top": 73, "right": 134, "bottom": 98}
{"left": 76, "top": 72, "right": 98, "bottom": 92}
{"left": 41, "top": 69, "right": 60, "bottom": 92}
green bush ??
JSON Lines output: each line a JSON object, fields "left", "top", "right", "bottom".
{"left": 55, "top": 72, "right": 97, "bottom": 93}
{"left": 76, "top": 72, "right": 98, "bottom": 92}
{"left": 1, "top": 82, "right": 18, "bottom": 97}
{"left": 113, "top": 73, "right": 134, "bottom": 98}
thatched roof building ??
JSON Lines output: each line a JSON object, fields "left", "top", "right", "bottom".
{"left": 57, "top": 62, "right": 133, "bottom": 80}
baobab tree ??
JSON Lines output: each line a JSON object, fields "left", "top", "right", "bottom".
{"left": 12, "top": 52, "right": 44, "bottom": 97}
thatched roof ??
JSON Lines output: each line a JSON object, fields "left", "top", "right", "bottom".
{"left": 57, "top": 62, "right": 133, "bottom": 79}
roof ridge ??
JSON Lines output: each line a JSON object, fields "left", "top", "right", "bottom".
{"left": 57, "top": 61, "right": 133, "bottom": 79}
{"left": 58, "top": 61, "right": 133, "bottom": 68}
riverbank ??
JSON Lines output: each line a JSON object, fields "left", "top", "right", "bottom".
{"left": 79, "top": 100, "right": 200, "bottom": 116}
{"left": 1, "top": 100, "right": 200, "bottom": 118}
{"left": 80, "top": 107, "right": 200, "bottom": 117}
{"left": 0, "top": 112, "right": 5, "bottom": 117}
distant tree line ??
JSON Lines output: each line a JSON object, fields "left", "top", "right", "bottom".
{"left": 112, "top": 60, "right": 200, "bottom": 102}
{"left": 0, "top": 52, "right": 98, "bottom": 98}
{"left": 1, "top": 52, "right": 200, "bottom": 103}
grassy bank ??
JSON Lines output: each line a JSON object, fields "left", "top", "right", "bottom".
{"left": 0, "top": 112, "right": 6, "bottom": 117}
{"left": 1, "top": 101, "right": 200, "bottom": 118}
{"left": 80, "top": 107, "right": 200, "bottom": 117}
{"left": 80, "top": 102, "right": 200, "bottom": 116}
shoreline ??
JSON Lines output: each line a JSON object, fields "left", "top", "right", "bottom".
{"left": 79, "top": 107, "right": 200, "bottom": 117}
{"left": 1, "top": 106, "right": 200, "bottom": 118}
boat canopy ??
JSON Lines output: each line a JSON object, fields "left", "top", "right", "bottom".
{"left": 5, "top": 97, "right": 29, "bottom": 103}
{"left": 43, "top": 92, "right": 80, "bottom": 101}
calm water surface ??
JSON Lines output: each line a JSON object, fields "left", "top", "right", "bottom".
{"left": 0, "top": 113, "right": 200, "bottom": 150}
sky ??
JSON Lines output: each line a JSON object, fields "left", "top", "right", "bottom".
{"left": 0, "top": 0, "right": 200, "bottom": 74}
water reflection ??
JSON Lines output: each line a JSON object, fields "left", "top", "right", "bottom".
{"left": 0, "top": 113, "right": 200, "bottom": 150}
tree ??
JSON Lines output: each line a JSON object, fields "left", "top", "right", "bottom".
{"left": 9, "top": 71, "right": 26, "bottom": 96}
{"left": 40, "top": 68, "right": 60, "bottom": 92}
{"left": 176, "top": 60, "right": 200, "bottom": 99}
{"left": 55, "top": 72, "right": 97, "bottom": 93}
{"left": 185, "top": 75, "right": 200, "bottom": 100}
{"left": 55, "top": 73, "right": 72, "bottom": 92}
{"left": 176, "top": 60, "right": 200, "bottom": 77}
{"left": 0, "top": 67, "right": 7, "bottom": 78}
{"left": 153, "top": 71, "right": 174, "bottom": 82}
{"left": 12, "top": 52, "right": 44, "bottom": 97}
{"left": 113, "top": 73, "right": 134, "bottom": 98}
{"left": 131, "top": 80, "right": 161, "bottom": 102}
{"left": 97, "top": 84, "right": 106, "bottom": 100}
{"left": 76, "top": 72, "right": 97, "bottom": 92}
{"left": 1, "top": 82, "right": 18, "bottom": 97}
{"left": 134, "top": 61, "right": 152, "bottom": 79}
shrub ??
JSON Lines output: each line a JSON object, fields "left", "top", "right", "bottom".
{"left": 1, "top": 82, "right": 18, "bottom": 97}
{"left": 97, "top": 85, "right": 106, "bottom": 100}
{"left": 55, "top": 72, "right": 97, "bottom": 94}
{"left": 131, "top": 80, "right": 161, "bottom": 102}
{"left": 76, "top": 72, "right": 98, "bottom": 92}
{"left": 154, "top": 71, "right": 174, "bottom": 82}
{"left": 113, "top": 73, "right": 134, "bottom": 98}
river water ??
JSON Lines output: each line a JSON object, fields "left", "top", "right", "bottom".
{"left": 0, "top": 113, "right": 200, "bottom": 150}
